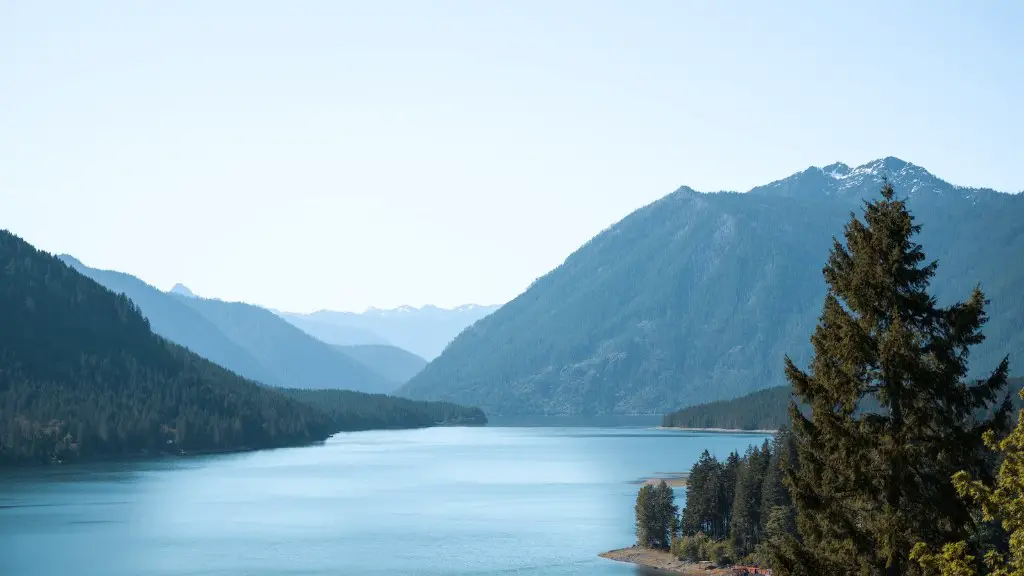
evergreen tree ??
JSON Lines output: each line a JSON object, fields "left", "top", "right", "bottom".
{"left": 913, "top": 386, "right": 1024, "bottom": 576}
{"left": 683, "top": 450, "right": 721, "bottom": 536}
{"left": 732, "top": 442, "right": 771, "bottom": 558}
{"left": 772, "top": 183, "right": 1012, "bottom": 576}
{"left": 652, "top": 480, "right": 679, "bottom": 549}
{"left": 636, "top": 480, "right": 678, "bottom": 549}
{"left": 717, "top": 451, "right": 740, "bottom": 540}
{"left": 636, "top": 484, "right": 655, "bottom": 548}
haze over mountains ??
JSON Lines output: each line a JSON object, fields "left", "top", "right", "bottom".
{"left": 399, "top": 158, "right": 1024, "bottom": 415}
{"left": 279, "top": 304, "right": 499, "bottom": 360}
{"left": 0, "top": 231, "right": 486, "bottom": 464}
{"left": 57, "top": 258, "right": 492, "bottom": 393}
{"left": 63, "top": 258, "right": 396, "bottom": 394}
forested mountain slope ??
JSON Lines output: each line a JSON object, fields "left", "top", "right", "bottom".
{"left": 59, "top": 256, "right": 278, "bottom": 386}
{"left": 0, "top": 231, "right": 489, "bottom": 465}
{"left": 400, "top": 158, "right": 1024, "bottom": 415}
{"left": 64, "top": 258, "right": 391, "bottom": 394}
{"left": 172, "top": 295, "right": 391, "bottom": 393}
{"left": 0, "top": 232, "right": 336, "bottom": 464}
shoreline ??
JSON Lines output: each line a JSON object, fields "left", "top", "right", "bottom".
{"left": 599, "top": 547, "right": 730, "bottom": 575}
{"left": 657, "top": 426, "right": 777, "bottom": 434}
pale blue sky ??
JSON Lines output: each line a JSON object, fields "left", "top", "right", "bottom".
{"left": 2, "top": 1, "right": 1021, "bottom": 312}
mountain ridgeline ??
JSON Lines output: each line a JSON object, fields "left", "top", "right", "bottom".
{"left": 399, "top": 158, "right": 1024, "bottom": 415}
{"left": 62, "top": 258, "right": 396, "bottom": 394}
{"left": 281, "top": 304, "right": 499, "bottom": 360}
{"left": 0, "top": 231, "right": 485, "bottom": 466}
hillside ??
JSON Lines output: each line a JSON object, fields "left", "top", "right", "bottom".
{"left": 662, "top": 377, "right": 1024, "bottom": 431}
{"left": 399, "top": 158, "right": 1024, "bottom": 415}
{"left": 334, "top": 344, "right": 427, "bottom": 389}
{"left": 58, "top": 257, "right": 278, "bottom": 386}
{"left": 64, "top": 258, "right": 392, "bottom": 394}
{"left": 0, "top": 231, "right": 336, "bottom": 464}
{"left": 661, "top": 386, "right": 795, "bottom": 430}
{"left": 283, "top": 304, "right": 499, "bottom": 360}
{"left": 171, "top": 294, "right": 392, "bottom": 393}
{"left": 1, "top": 231, "right": 491, "bottom": 466}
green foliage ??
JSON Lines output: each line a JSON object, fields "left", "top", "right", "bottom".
{"left": 913, "top": 388, "right": 1024, "bottom": 576}
{"left": 680, "top": 437, "right": 782, "bottom": 562}
{"left": 663, "top": 381, "right": 1023, "bottom": 432}
{"left": 636, "top": 480, "right": 678, "bottom": 549}
{"left": 674, "top": 532, "right": 714, "bottom": 562}
{"left": 277, "top": 388, "right": 487, "bottom": 430}
{"left": 773, "top": 184, "right": 1012, "bottom": 576}
{"left": 399, "top": 159, "right": 1024, "bottom": 415}
{"left": 0, "top": 231, "right": 486, "bottom": 466}
{"left": 709, "top": 540, "right": 734, "bottom": 566}
{"left": 663, "top": 386, "right": 797, "bottom": 430}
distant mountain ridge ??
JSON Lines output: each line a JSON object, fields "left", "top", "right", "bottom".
{"left": 399, "top": 158, "right": 1024, "bottom": 415}
{"left": 62, "top": 258, "right": 393, "bottom": 394}
{"left": 280, "top": 304, "right": 499, "bottom": 360}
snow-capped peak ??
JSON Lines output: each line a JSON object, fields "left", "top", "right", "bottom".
{"left": 821, "top": 162, "right": 851, "bottom": 178}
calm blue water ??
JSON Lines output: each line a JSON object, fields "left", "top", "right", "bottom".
{"left": 0, "top": 423, "right": 769, "bottom": 576}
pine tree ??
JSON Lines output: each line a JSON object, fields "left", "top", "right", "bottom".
{"left": 772, "top": 183, "right": 1011, "bottom": 576}
{"left": 913, "top": 386, "right": 1024, "bottom": 576}
{"left": 636, "top": 483, "right": 655, "bottom": 547}
{"left": 683, "top": 450, "right": 720, "bottom": 536}
{"left": 636, "top": 481, "right": 677, "bottom": 549}
{"left": 733, "top": 443, "right": 771, "bottom": 558}
{"left": 653, "top": 480, "right": 679, "bottom": 549}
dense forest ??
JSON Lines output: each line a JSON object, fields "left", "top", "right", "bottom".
{"left": 277, "top": 388, "right": 487, "bottom": 430}
{"left": 662, "top": 378, "right": 1024, "bottom": 431}
{"left": 400, "top": 158, "right": 1024, "bottom": 415}
{"left": 631, "top": 184, "right": 1023, "bottom": 575}
{"left": 0, "top": 231, "right": 484, "bottom": 466}
{"left": 662, "top": 386, "right": 795, "bottom": 430}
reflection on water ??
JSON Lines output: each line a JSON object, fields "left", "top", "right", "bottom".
{"left": 0, "top": 425, "right": 768, "bottom": 576}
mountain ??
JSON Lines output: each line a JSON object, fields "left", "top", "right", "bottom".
{"left": 282, "top": 304, "right": 500, "bottom": 360}
{"left": 279, "top": 314, "right": 390, "bottom": 347}
{"left": 398, "top": 158, "right": 1024, "bottom": 415}
{"left": 58, "top": 256, "right": 279, "bottom": 387}
{"left": 0, "top": 231, "right": 335, "bottom": 464}
{"left": 170, "top": 283, "right": 196, "bottom": 297}
{"left": 334, "top": 344, "right": 427, "bottom": 389}
{"left": 63, "top": 259, "right": 392, "bottom": 394}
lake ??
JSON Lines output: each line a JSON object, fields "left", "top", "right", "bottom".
{"left": 0, "top": 421, "right": 769, "bottom": 576}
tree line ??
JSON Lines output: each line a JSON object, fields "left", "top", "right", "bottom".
{"left": 0, "top": 230, "right": 484, "bottom": 466}
{"left": 635, "top": 183, "right": 1023, "bottom": 575}
{"left": 635, "top": 430, "right": 795, "bottom": 566}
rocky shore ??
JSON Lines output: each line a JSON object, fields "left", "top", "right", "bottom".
{"left": 599, "top": 547, "right": 731, "bottom": 574}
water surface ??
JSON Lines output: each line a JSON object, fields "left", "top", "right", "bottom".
{"left": 0, "top": 423, "right": 768, "bottom": 575}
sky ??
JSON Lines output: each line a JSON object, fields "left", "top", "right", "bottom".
{"left": 2, "top": 1, "right": 1022, "bottom": 313}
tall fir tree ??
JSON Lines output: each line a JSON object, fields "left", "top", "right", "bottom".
{"left": 636, "top": 483, "right": 655, "bottom": 547}
{"left": 913, "top": 386, "right": 1024, "bottom": 576}
{"left": 772, "top": 183, "right": 1011, "bottom": 576}
{"left": 636, "top": 481, "right": 677, "bottom": 549}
